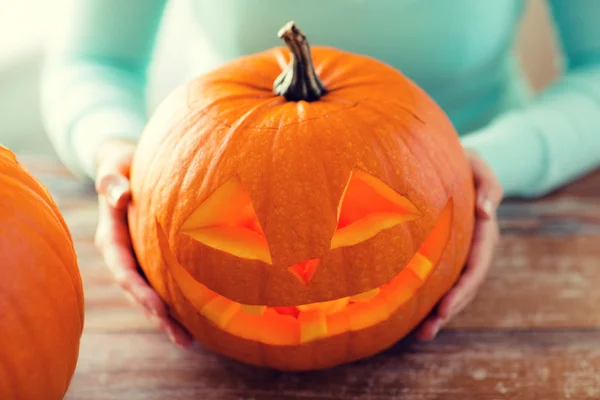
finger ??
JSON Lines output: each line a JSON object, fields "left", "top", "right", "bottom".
{"left": 466, "top": 151, "right": 503, "bottom": 219}
{"left": 155, "top": 316, "right": 195, "bottom": 348}
{"left": 96, "top": 174, "right": 131, "bottom": 209}
{"left": 96, "top": 198, "right": 193, "bottom": 348}
{"left": 96, "top": 198, "right": 154, "bottom": 312}
{"left": 95, "top": 196, "right": 132, "bottom": 247}
{"left": 437, "top": 218, "right": 497, "bottom": 314}
{"left": 414, "top": 314, "right": 444, "bottom": 341}
{"left": 415, "top": 284, "right": 479, "bottom": 341}
{"left": 103, "top": 242, "right": 193, "bottom": 347}
{"left": 414, "top": 277, "right": 480, "bottom": 340}
{"left": 95, "top": 141, "right": 135, "bottom": 208}
{"left": 124, "top": 281, "right": 194, "bottom": 348}
{"left": 142, "top": 301, "right": 194, "bottom": 348}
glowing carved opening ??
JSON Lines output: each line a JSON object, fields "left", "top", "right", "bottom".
{"left": 179, "top": 177, "right": 272, "bottom": 264}
{"left": 331, "top": 169, "right": 422, "bottom": 249}
{"left": 161, "top": 199, "right": 453, "bottom": 345}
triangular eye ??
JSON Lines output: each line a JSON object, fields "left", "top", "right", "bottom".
{"left": 179, "top": 177, "right": 272, "bottom": 264}
{"left": 331, "top": 169, "right": 422, "bottom": 249}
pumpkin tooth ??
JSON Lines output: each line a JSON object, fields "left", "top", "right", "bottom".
{"left": 200, "top": 297, "right": 241, "bottom": 328}
{"left": 240, "top": 304, "right": 266, "bottom": 316}
{"left": 273, "top": 306, "right": 300, "bottom": 318}
{"left": 260, "top": 309, "right": 301, "bottom": 345}
{"left": 298, "top": 309, "right": 328, "bottom": 343}
{"left": 350, "top": 288, "right": 380, "bottom": 303}
{"left": 383, "top": 269, "right": 424, "bottom": 313}
{"left": 327, "top": 297, "right": 351, "bottom": 313}
{"left": 406, "top": 253, "right": 434, "bottom": 282}
{"left": 297, "top": 297, "right": 350, "bottom": 314}
{"left": 226, "top": 312, "right": 263, "bottom": 341}
{"left": 349, "top": 295, "right": 389, "bottom": 331}
{"left": 326, "top": 310, "right": 351, "bottom": 336}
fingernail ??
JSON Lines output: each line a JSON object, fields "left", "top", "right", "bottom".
{"left": 107, "top": 176, "right": 129, "bottom": 207}
{"left": 166, "top": 327, "right": 177, "bottom": 343}
{"left": 430, "top": 319, "right": 445, "bottom": 339}
{"left": 479, "top": 198, "right": 494, "bottom": 218}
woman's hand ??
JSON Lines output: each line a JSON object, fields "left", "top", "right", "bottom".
{"left": 415, "top": 149, "right": 503, "bottom": 341}
{"left": 94, "top": 139, "right": 193, "bottom": 348}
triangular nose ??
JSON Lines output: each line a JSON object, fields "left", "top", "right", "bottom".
{"left": 288, "top": 258, "right": 321, "bottom": 285}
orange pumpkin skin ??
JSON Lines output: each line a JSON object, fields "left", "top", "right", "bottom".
{"left": 0, "top": 147, "right": 84, "bottom": 398}
{"left": 128, "top": 24, "right": 474, "bottom": 370}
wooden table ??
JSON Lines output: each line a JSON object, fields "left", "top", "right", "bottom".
{"left": 20, "top": 153, "right": 600, "bottom": 400}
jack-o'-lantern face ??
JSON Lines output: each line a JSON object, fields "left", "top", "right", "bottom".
{"left": 156, "top": 168, "right": 455, "bottom": 345}
{"left": 128, "top": 22, "right": 474, "bottom": 371}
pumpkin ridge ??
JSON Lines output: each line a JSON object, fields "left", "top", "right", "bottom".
{"left": 195, "top": 96, "right": 286, "bottom": 224}
{"left": 359, "top": 97, "right": 447, "bottom": 199}
{"left": 0, "top": 224, "right": 80, "bottom": 396}
{"left": 0, "top": 173, "right": 84, "bottom": 323}
{"left": 0, "top": 165, "right": 73, "bottom": 239}
{"left": 141, "top": 107, "right": 212, "bottom": 235}
{"left": 403, "top": 83, "right": 468, "bottom": 191}
{"left": 0, "top": 209, "right": 84, "bottom": 333}
{"left": 256, "top": 123, "right": 276, "bottom": 307}
{"left": 341, "top": 107, "right": 421, "bottom": 203}
{"left": 17, "top": 166, "right": 75, "bottom": 245}
{"left": 1, "top": 288, "right": 56, "bottom": 395}
{"left": 400, "top": 121, "right": 457, "bottom": 201}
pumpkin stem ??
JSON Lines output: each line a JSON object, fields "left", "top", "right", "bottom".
{"left": 273, "top": 21, "right": 327, "bottom": 102}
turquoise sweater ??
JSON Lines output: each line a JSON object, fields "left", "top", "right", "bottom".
{"left": 41, "top": 0, "right": 600, "bottom": 198}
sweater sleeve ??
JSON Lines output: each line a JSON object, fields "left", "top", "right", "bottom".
{"left": 461, "top": 0, "right": 600, "bottom": 198}
{"left": 40, "top": 0, "right": 167, "bottom": 180}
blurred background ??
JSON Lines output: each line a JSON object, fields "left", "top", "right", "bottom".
{"left": 0, "top": 0, "right": 560, "bottom": 157}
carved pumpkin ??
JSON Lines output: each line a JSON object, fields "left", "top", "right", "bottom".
{"left": 128, "top": 22, "right": 474, "bottom": 371}
{"left": 0, "top": 146, "right": 84, "bottom": 398}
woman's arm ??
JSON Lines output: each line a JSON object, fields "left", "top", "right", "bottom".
{"left": 41, "top": 0, "right": 167, "bottom": 180}
{"left": 462, "top": 0, "right": 600, "bottom": 198}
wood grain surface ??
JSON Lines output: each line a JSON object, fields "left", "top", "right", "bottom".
{"left": 16, "top": 154, "right": 600, "bottom": 400}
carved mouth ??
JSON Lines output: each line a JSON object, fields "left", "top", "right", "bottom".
{"left": 158, "top": 199, "right": 453, "bottom": 345}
